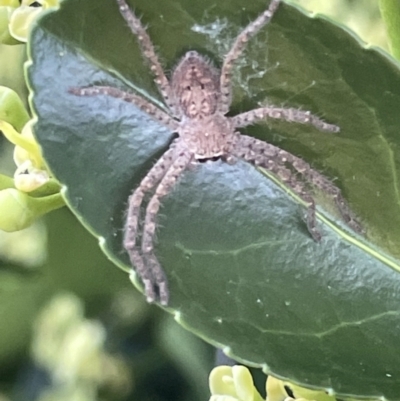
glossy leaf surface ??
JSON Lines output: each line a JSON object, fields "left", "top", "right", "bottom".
{"left": 27, "top": 0, "right": 400, "bottom": 398}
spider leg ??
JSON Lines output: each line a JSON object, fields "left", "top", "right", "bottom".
{"left": 278, "top": 149, "right": 363, "bottom": 233}
{"left": 124, "top": 145, "right": 178, "bottom": 304}
{"left": 219, "top": 0, "right": 281, "bottom": 114}
{"left": 69, "top": 86, "right": 179, "bottom": 132}
{"left": 233, "top": 134, "right": 362, "bottom": 239}
{"left": 141, "top": 150, "right": 194, "bottom": 305}
{"left": 115, "top": 0, "right": 180, "bottom": 117}
{"left": 232, "top": 106, "right": 340, "bottom": 133}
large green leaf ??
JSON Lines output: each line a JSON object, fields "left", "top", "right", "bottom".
{"left": 26, "top": 0, "right": 400, "bottom": 398}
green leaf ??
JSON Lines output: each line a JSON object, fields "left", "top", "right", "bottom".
{"left": 0, "top": 86, "right": 30, "bottom": 131}
{"left": 27, "top": 0, "right": 400, "bottom": 399}
{"left": 379, "top": 0, "right": 400, "bottom": 60}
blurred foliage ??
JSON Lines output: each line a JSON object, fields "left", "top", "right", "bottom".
{"left": 0, "top": 45, "right": 24, "bottom": 98}
{"left": 378, "top": 0, "right": 400, "bottom": 60}
{"left": 291, "top": 0, "right": 388, "bottom": 51}
{"left": 31, "top": 293, "right": 132, "bottom": 401}
{"left": 0, "top": 1, "right": 393, "bottom": 401}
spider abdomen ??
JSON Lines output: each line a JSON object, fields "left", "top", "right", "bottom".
{"left": 171, "top": 51, "right": 221, "bottom": 118}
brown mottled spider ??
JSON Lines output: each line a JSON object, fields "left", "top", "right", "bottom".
{"left": 70, "top": 0, "right": 361, "bottom": 305}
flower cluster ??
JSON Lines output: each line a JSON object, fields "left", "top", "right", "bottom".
{"left": 209, "top": 365, "right": 338, "bottom": 401}
{"left": 32, "top": 293, "right": 132, "bottom": 401}
{"left": 0, "top": 86, "right": 64, "bottom": 231}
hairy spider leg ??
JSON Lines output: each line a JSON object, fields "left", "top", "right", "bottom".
{"left": 232, "top": 134, "right": 321, "bottom": 240}
{"left": 233, "top": 135, "right": 362, "bottom": 237}
{"left": 231, "top": 106, "right": 340, "bottom": 133}
{"left": 69, "top": 86, "right": 179, "bottom": 131}
{"left": 116, "top": 0, "right": 181, "bottom": 117}
{"left": 281, "top": 152, "right": 363, "bottom": 233}
{"left": 124, "top": 146, "right": 178, "bottom": 304}
{"left": 141, "top": 150, "right": 193, "bottom": 305}
{"left": 219, "top": 0, "right": 281, "bottom": 113}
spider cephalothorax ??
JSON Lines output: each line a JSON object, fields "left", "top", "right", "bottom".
{"left": 70, "top": 0, "right": 361, "bottom": 305}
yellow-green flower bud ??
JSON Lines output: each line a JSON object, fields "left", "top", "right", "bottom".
{"left": 209, "top": 365, "right": 264, "bottom": 401}
{"left": 0, "top": 0, "right": 59, "bottom": 43}
{"left": 14, "top": 159, "right": 49, "bottom": 192}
